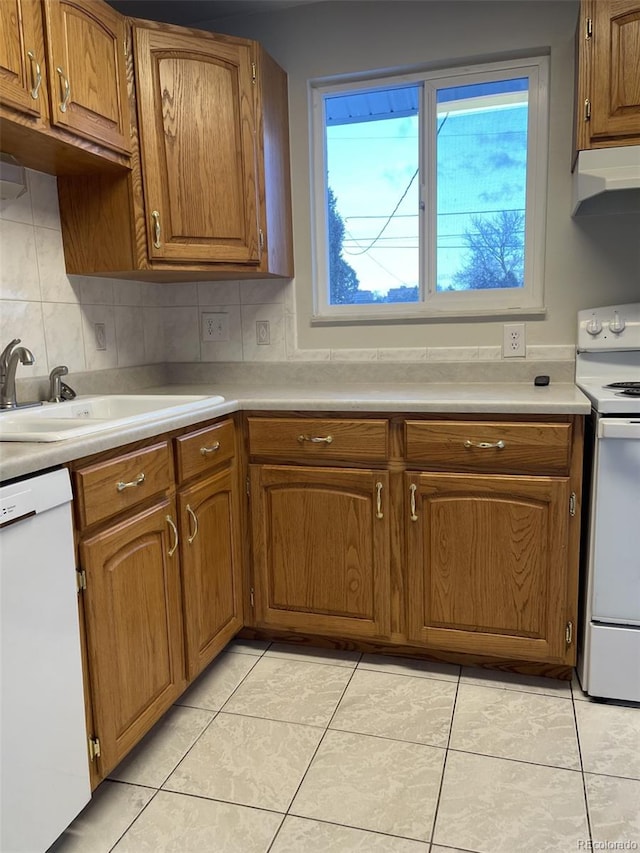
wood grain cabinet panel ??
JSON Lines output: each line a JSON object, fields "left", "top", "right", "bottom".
{"left": 405, "top": 420, "right": 572, "bottom": 474}
{"left": 0, "top": 0, "right": 131, "bottom": 171}
{"left": 80, "top": 498, "right": 185, "bottom": 777}
{"left": 43, "top": 0, "right": 130, "bottom": 153}
{"left": 575, "top": 0, "right": 640, "bottom": 151}
{"left": 251, "top": 465, "right": 390, "bottom": 638}
{"left": 406, "top": 472, "right": 573, "bottom": 663}
{"left": 248, "top": 417, "right": 390, "bottom": 463}
{"left": 0, "top": 0, "right": 47, "bottom": 119}
{"left": 175, "top": 419, "right": 236, "bottom": 483}
{"left": 177, "top": 466, "right": 243, "bottom": 680}
{"left": 74, "top": 441, "right": 172, "bottom": 529}
{"left": 133, "top": 25, "right": 259, "bottom": 264}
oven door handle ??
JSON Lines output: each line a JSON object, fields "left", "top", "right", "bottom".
{"left": 598, "top": 419, "right": 640, "bottom": 439}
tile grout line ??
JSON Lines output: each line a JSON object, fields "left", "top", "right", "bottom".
{"left": 428, "top": 672, "right": 461, "bottom": 853}
{"left": 264, "top": 651, "right": 363, "bottom": 853}
{"left": 106, "top": 642, "right": 273, "bottom": 850}
{"left": 572, "top": 685, "right": 594, "bottom": 848}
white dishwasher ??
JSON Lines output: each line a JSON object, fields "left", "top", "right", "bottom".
{"left": 0, "top": 468, "right": 91, "bottom": 853}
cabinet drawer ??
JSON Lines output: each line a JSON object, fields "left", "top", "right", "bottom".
{"left": 248, "top": 417, "right": 389, "bottom": 462}
{"left": 175, "top": 419, "right": 236, "bottom": 483}
{"left": 75, "top": 442, "right": 173, "bottom": 528}
{"left": 405, "top": 421, "right": 572, "bottom": 474}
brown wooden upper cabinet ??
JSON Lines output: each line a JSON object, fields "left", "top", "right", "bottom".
{"left": 58, "top": 20, "right": 293, "bottom": 280}
{"left": 133, "top": 26, "right": 260, "bottom": 265}
{"left": 0, "top": 0, "right": 130, "bottom": 171}
{"left": 43, "top": 0, "right": 130, "bottom": 153}
{"left": 575, "top": 0, "right": 640, "bottom": 151}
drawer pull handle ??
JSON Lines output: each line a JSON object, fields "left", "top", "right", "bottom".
{"left": 56, "top": 66, "right": 71, "bottom": 112}
{"left": 409, "top": 483, "right": 418, "bottom": 522}
{"left": 27, "top": 50, "right": 42, "bottom": 99}
{"left": 116, "top": 472, "right": 145, "bottom": 492}
{"left": 200, "top": 442, "right": 221, "bottom": 456}
{"left": 166, "top": 515, "right": 179, "bottom": 556}
{"left": 186, "top": 504, "right": 198, "bottom": 544}
{"left": 375, "top": 481, "right": 384, "bottom": 519}
{"left": 297, "top": 434, "right": 333, "bottom": 444}
{"left": 463, "top": 440, "right": 505, "bottom": 450}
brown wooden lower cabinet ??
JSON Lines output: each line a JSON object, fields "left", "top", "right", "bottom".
{"left": 405, "top": 472, "right": 573, "bottom": 664}
{"left": 79, "top": 497, "right": 186, "bottom": 778}
{"left": 250, "top": 464, "right": 390, "bottom": 639}
{"left": 177, "top": 465, "right": 243, "bottom": 681}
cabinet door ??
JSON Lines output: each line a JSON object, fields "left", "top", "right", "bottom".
{"left": 0, "top": 0, "right": 47, "bottom": 118}
{"left": 178, "top": 466, "right": 243, "bottom": 680}
{"left": 406, "top": 472, "right": 572, "bottom": 663}
{"left": 590, "top": 0, "right": 640, "bottom": 140}
{"left": 251, "top": 465, "right": 390, "bottom": 638}
{"left": 133, "top": 26, "right": 260, "bottom": 264}
{"left": 42, "top": 0, "right": 129, "bottom": 152}
{"left": 80, "top": 498, "right": 185, "bottom": 777}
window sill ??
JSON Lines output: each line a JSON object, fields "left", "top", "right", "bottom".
{"left": 310, "top": 306, "right": 548, "bottom": 325}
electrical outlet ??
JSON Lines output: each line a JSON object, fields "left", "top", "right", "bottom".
{"left": 503, "top": 322, "right": 526, "bottom": 358}
{"left": 94, "top": 323, "right": 106, "bottom": 351}
{"left": 256, "top": 320, "right": 270, "bottom": 345}
{"left": 201, "top": 312, "right": 229, "bottom": 342}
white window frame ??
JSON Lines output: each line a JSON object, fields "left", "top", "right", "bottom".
{"left": 310, "top": 55, "right": 549, "bottom": 323}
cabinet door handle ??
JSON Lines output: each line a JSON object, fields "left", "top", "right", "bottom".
{"left": 151, "top": 210, "right": 161, "bottom": 248}
{"left": 297, "top": 434, "right": 333, "bottom": 444}
{"left": 116, "top": 472, "right": 145, "bottom": 492}
{"left": 56, "top": 66, "right": 71, "bottom": 112}
{"left": 463, "top": 439, "right": 505, "bottom": 450}
{"left": 186, "top": 504, "right": 198, "bottom": 544}
{"left": 27, "top": 50, "right": 42, "bottom": 99}
{"left": 166, "top": 515, "right": 179, "bottom": 556}
{"left": 409, "top": 483, "right": 418, "bottom": 522}
{"left": 200, "top": 441, "right": 220, "bottom": 456}
{"left": 375, "top": 481, "right": 384, "bottom": 519}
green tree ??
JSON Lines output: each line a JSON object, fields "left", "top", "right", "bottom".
{"left": 327, "top": 187, "right": 360, "bottom": 304}
{"left": 453, "top": 210, "right": 525, "bottom": 290}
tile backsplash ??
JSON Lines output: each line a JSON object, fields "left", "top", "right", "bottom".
{"left": 0, "top": 168, "right": 574, "bottom": 384}
{"left": 0, "top": 169, "right": 292, "bottom": 381}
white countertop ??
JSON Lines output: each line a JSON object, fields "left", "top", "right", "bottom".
{"left": 0, "top": 381, "right": 591, "bottom": 482}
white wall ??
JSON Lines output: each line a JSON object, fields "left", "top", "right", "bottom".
{"left": 201, "top": 0, "right": 640, "bottom": 353}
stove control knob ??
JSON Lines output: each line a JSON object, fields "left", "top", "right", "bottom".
{"left": 609, "top": 311, "right": 626, "bottom": 334}
{"left": 586, "top": 316, "right": 602, "bottom": 336}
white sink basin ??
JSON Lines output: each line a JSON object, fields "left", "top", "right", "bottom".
{"left": 0, "top": 394, "right": 225, "bottom": 442}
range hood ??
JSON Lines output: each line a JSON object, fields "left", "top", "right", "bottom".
{"left": 572, "top": 145, "right": 640, "bottom": 215}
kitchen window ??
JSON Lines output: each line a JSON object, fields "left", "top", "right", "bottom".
{"left": 310, "top": 56, "right": 549, "bottom": 321}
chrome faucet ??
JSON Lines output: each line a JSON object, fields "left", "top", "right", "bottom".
{"left": 0, "top": 339, "right": 37, "bottom": 410}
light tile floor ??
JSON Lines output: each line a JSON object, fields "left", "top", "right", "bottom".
{"left": 50, "top": 640, "right": 640, "bottom": 853}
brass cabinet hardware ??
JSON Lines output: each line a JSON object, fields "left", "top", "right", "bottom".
{"left": 375, "top": 481, "right": 383, "bottom": 519}
{"left": 200, "top": 441, "right": 220, "bottom": 455}
{"left": 297, "top": 434, "right": 333, "bottom": 444}
{"left": 584, "top": 98, "right": 591, "bottom": 122}
{"left": 569, "top": 492, "right": 577, "bottom": 517}
{"left": 186, "top": 504, "right": 198, "bottom": 544}
{"left": 116, "top": 472, "right": 145, "bottom": 492}
{"left": 463, "top": 439, "right": 506, "bottom": 450}
{"left": 88, "top": 736, "right": 101, "bottom": 761}
{"left": 566, "top": 621, "right": 574, "bottom": 645}
{"left": 166, "top": 515, "right": 179, "bottom": 556}
{"left": 26, "top": 50, "right": 42, "bottom": 99}
{"left": 151, "top": 210, "right": 161, "bottom": 248}
{"left": 56, "top": 66, "right": 70, "bottom": 112}
{"left": 409, "top": 483, "right": 418, "bottom": 522}
{"left": 585, "top": 16, "right": 592, "bottom": 39}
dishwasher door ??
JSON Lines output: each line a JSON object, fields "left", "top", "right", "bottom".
{"left": 1, "top": 468, "right": 91, "bottom": 853}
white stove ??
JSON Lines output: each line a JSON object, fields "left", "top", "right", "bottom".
{"left": 575, "top": 301, "right": 640, "bottom": 413}
{"left": 575, "top": 302, "right": 640, "bottom": 703}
